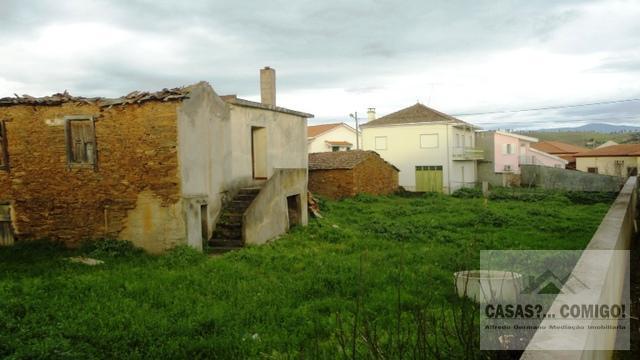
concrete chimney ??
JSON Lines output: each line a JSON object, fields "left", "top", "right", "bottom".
{"left": 260, "top": 66, "right": 276, "bottom": 106}
{"left": 367, "top": 107, "right": 376, "bottom": 121}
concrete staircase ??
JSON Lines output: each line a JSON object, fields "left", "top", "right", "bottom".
{"left": 208, "top": 187, "right": 261, "bottom": 253}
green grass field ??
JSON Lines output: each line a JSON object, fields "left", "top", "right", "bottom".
{"left": 0, "top": 190, "right": 615, "bottom": 359}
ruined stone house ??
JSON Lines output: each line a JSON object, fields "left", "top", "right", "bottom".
{"left": 0, "top": 67, "right": 311, "bottom": 252}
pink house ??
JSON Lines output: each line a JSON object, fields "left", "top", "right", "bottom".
{"left": 476, "top": 131, "right": 567, "bottom": 185}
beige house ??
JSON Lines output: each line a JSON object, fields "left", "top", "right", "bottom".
{"left": 360, "top": 103, "right": 481, "bottom": 193}
{"left": 575, "top": 144, "right": 640, "bottom": 177}
{"left": 0, "top": 67, "right": 311, "bottom": 253}
{"left": 307, "top": 123, "right": 359, "bottom": 152}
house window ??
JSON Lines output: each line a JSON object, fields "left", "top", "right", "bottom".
{"left": 503, "top": 143, "right": 514, "bottom": 155}
{"left": 587, "top": 167, "right": 598, "bottom": 174}
{"left": 374, "top": 136, "right": 387, "bottom": 150}
{"left": 65, "top": 116, "right": 97, "bottom": 167}
{"left": 455, "top": 134, "right": 460, "bottom": 147}
{"left": 0, "top": 121, "right": 9, "bottom": 170}
{"left": 346, "top": 147, "right": 351, "bottom": 151}
{"left": 420, "top": 134, "right": 438, "bottom": 148}
{"left": 332, "top": 146, "right": 340, "bottom": 152}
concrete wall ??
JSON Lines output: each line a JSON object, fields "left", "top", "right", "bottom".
{"left": 530, "top": 147, "right": 567, "bottom": 168}
{"left": 243, "top": 168, "right": 308, "bottom": 245}
{"left": 521, "top": 164, "right": 622, "bottom": 192}
{"left": 176, "top": 82, "right": 229, "bottom": 251}
{"left": 176, "top": 83, "right": 309, "bottom": 251}
{"left": 521, "top": 176, "right": 637, "bottom": 359}
{"left": 308, "top": 125, "right": 358, "bottom": 152}
{"left": 576, "top": 156, "right": 639, "bottom": 177}
{"left": 361, "top": 123, "right": 476, "bottom": 193}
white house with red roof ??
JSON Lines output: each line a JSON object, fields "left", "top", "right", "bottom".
{"left": 307, "top": 122, "right": 359, "bottom": 153}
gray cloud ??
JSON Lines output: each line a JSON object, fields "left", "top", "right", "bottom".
{"left": 1, "top": 0, "right": 638, "bottom": 129}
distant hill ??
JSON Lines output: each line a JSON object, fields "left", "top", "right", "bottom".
{"left": 517, "top": 124, "right": 640, "bottom": 148}
{"left": 534, "top": 123, "right": 640, "bottom": 133}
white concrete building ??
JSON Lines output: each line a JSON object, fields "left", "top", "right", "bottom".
{"left": 307, "top": 123, "right": 359, "bottom": 152}
{"left": 360, "top": 103, "right": 481, "bottom": 193}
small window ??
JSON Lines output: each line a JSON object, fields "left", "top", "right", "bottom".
{"left": 65, "top": 116, "right": 97, "bottom": 167}
{"left": 0, "top": 121, "right": 9, "bottom": 170}
{"left": 331, "top": 146, "right": 340, "bottom": 152}
{"left": 503, "top": 143, "right": 514, "bottom": 155}
{"left": 375, "top": 136, "right": 387, "bottom": 150}
{"left": 420, "top": 134, "right": 438, "bottom": 148}
{"left": 346, "top": 147, "right": 351, "bottom": 151}
{"left": 587, "top": 167, "right": 598, "bottom": 174}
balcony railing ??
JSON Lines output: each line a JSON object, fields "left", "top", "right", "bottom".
{"left": 452, "top": 147, "right": 484, "bottom": 160}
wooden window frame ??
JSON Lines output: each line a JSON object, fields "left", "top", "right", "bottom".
{"left": 64, "top": 115, "right": 98, "bottom": 170}
{"left": 0, "top": 121, "right": 9, "bottom": 171}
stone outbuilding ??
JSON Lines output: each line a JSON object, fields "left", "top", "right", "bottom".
{"left": 308, "top": 150, "right": 399, "bottom": 199}
{"left": 0, "top": 67, "right": 311, "bottom": 252}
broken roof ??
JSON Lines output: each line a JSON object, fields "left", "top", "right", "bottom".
{"left": 308, "top": 150, "right": 399, "bottom": 171}
{"left": 0, "top": 86, "right": 193, "bottom": 108}
{"left": 360, "top": 103, "right": 476, "bottom": 128}
{"left": 574, "top": 143, "right": 640, "bottom": 157}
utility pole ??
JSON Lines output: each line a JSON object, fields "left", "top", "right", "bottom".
{"left": 350, "top": 112, "right": 359, "bottom": 149}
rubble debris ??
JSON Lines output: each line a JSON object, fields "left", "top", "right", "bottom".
{"left": 67, "top": 256, "right": 105, "bottom": 266}
{"left": 308, "top": 191, "right": 322, "bottom": 218}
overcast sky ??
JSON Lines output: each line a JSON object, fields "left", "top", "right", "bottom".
{"left": 1, "top": 0, "right": 640, "bottom": 129}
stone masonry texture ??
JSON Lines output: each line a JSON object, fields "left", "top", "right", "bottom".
{"left": 0, "top": 101, "right": 182, "bottom": 246}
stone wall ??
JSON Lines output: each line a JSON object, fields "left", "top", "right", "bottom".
{"left": 354, "top": 155, "right": 399, "bottom": 196}
{"left": 308, "top": 168, "right": 355, "bottom": 199}
{"left": 0, "top": 101, "right": 183, "bottom": 250}
{"left": 308, "top": 155, "right": 399, "bottom": 200}
{"left": 521, "top": 164, "right": 623, "bottom": 192}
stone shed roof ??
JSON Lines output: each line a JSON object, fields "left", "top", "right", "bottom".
{"left": 0, "top": 85, "right": 194, "bottom": 108}
{"left": 308, "top": 150, "right": 399, "bottom": 171}
{"left": 574, "top": 144, "right": 640, "bottom": 157}
{"left": 360, "top": 103, "right": 476, "bottom": 128}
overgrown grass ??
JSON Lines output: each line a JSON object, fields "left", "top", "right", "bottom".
{"left": 0, "top": 191, "right": 613, "bottom": 359}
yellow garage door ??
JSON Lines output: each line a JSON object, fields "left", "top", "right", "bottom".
{"left": 415, "top": 166, "right": 443, "bottom": 193}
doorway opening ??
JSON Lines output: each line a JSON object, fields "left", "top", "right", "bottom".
{"left": 251, "top": 127, "right": 267, "bottom": 179}
{"left": 0, "top": 204, "right": 14, "bottom": 246}
{"left": 286, "top": 194, "right": 301, "bottom": 229}
{"left": 200, "top": 204, "right": 208, "bottom": 243}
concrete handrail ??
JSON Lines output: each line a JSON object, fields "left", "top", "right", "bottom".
{"left": 242, "top": 168, "right": 308, "bottom": 245}
{"left": 521, "top": 176, "right": 637, "bottom": 359}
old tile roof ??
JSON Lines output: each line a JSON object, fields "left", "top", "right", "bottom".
{"left": 360, "top": 103, "right": 475, "bottom": 128}
{"left": 308, "top": 123, "right": 343, "bottom": 138}
{"left": 308, "top": 150, "right": 399, "bottom": 171}
{"left": 530, "top": 141, "right": 588, "bottom": 155}
{"left": 0, "top": 86, "right": 194, "bottom": 108}
{"left": 574, "top": 143, "right": 640, "bottom": 157}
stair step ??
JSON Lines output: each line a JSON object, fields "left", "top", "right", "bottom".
{"left": 209, "top": 239, "right": 244, "bottom": 248}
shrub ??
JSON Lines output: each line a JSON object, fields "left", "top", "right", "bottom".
{"left": 158, "top": 245, "right": 207, "bottom": 267}
{"left": 564, "top": 191, "right": 617, "bottom": 205}
{"left": 451, "top": 187, "right": 482, "bottom": 199}
{"left": 85, "top": 239, "right": 143, "bottom": 258}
